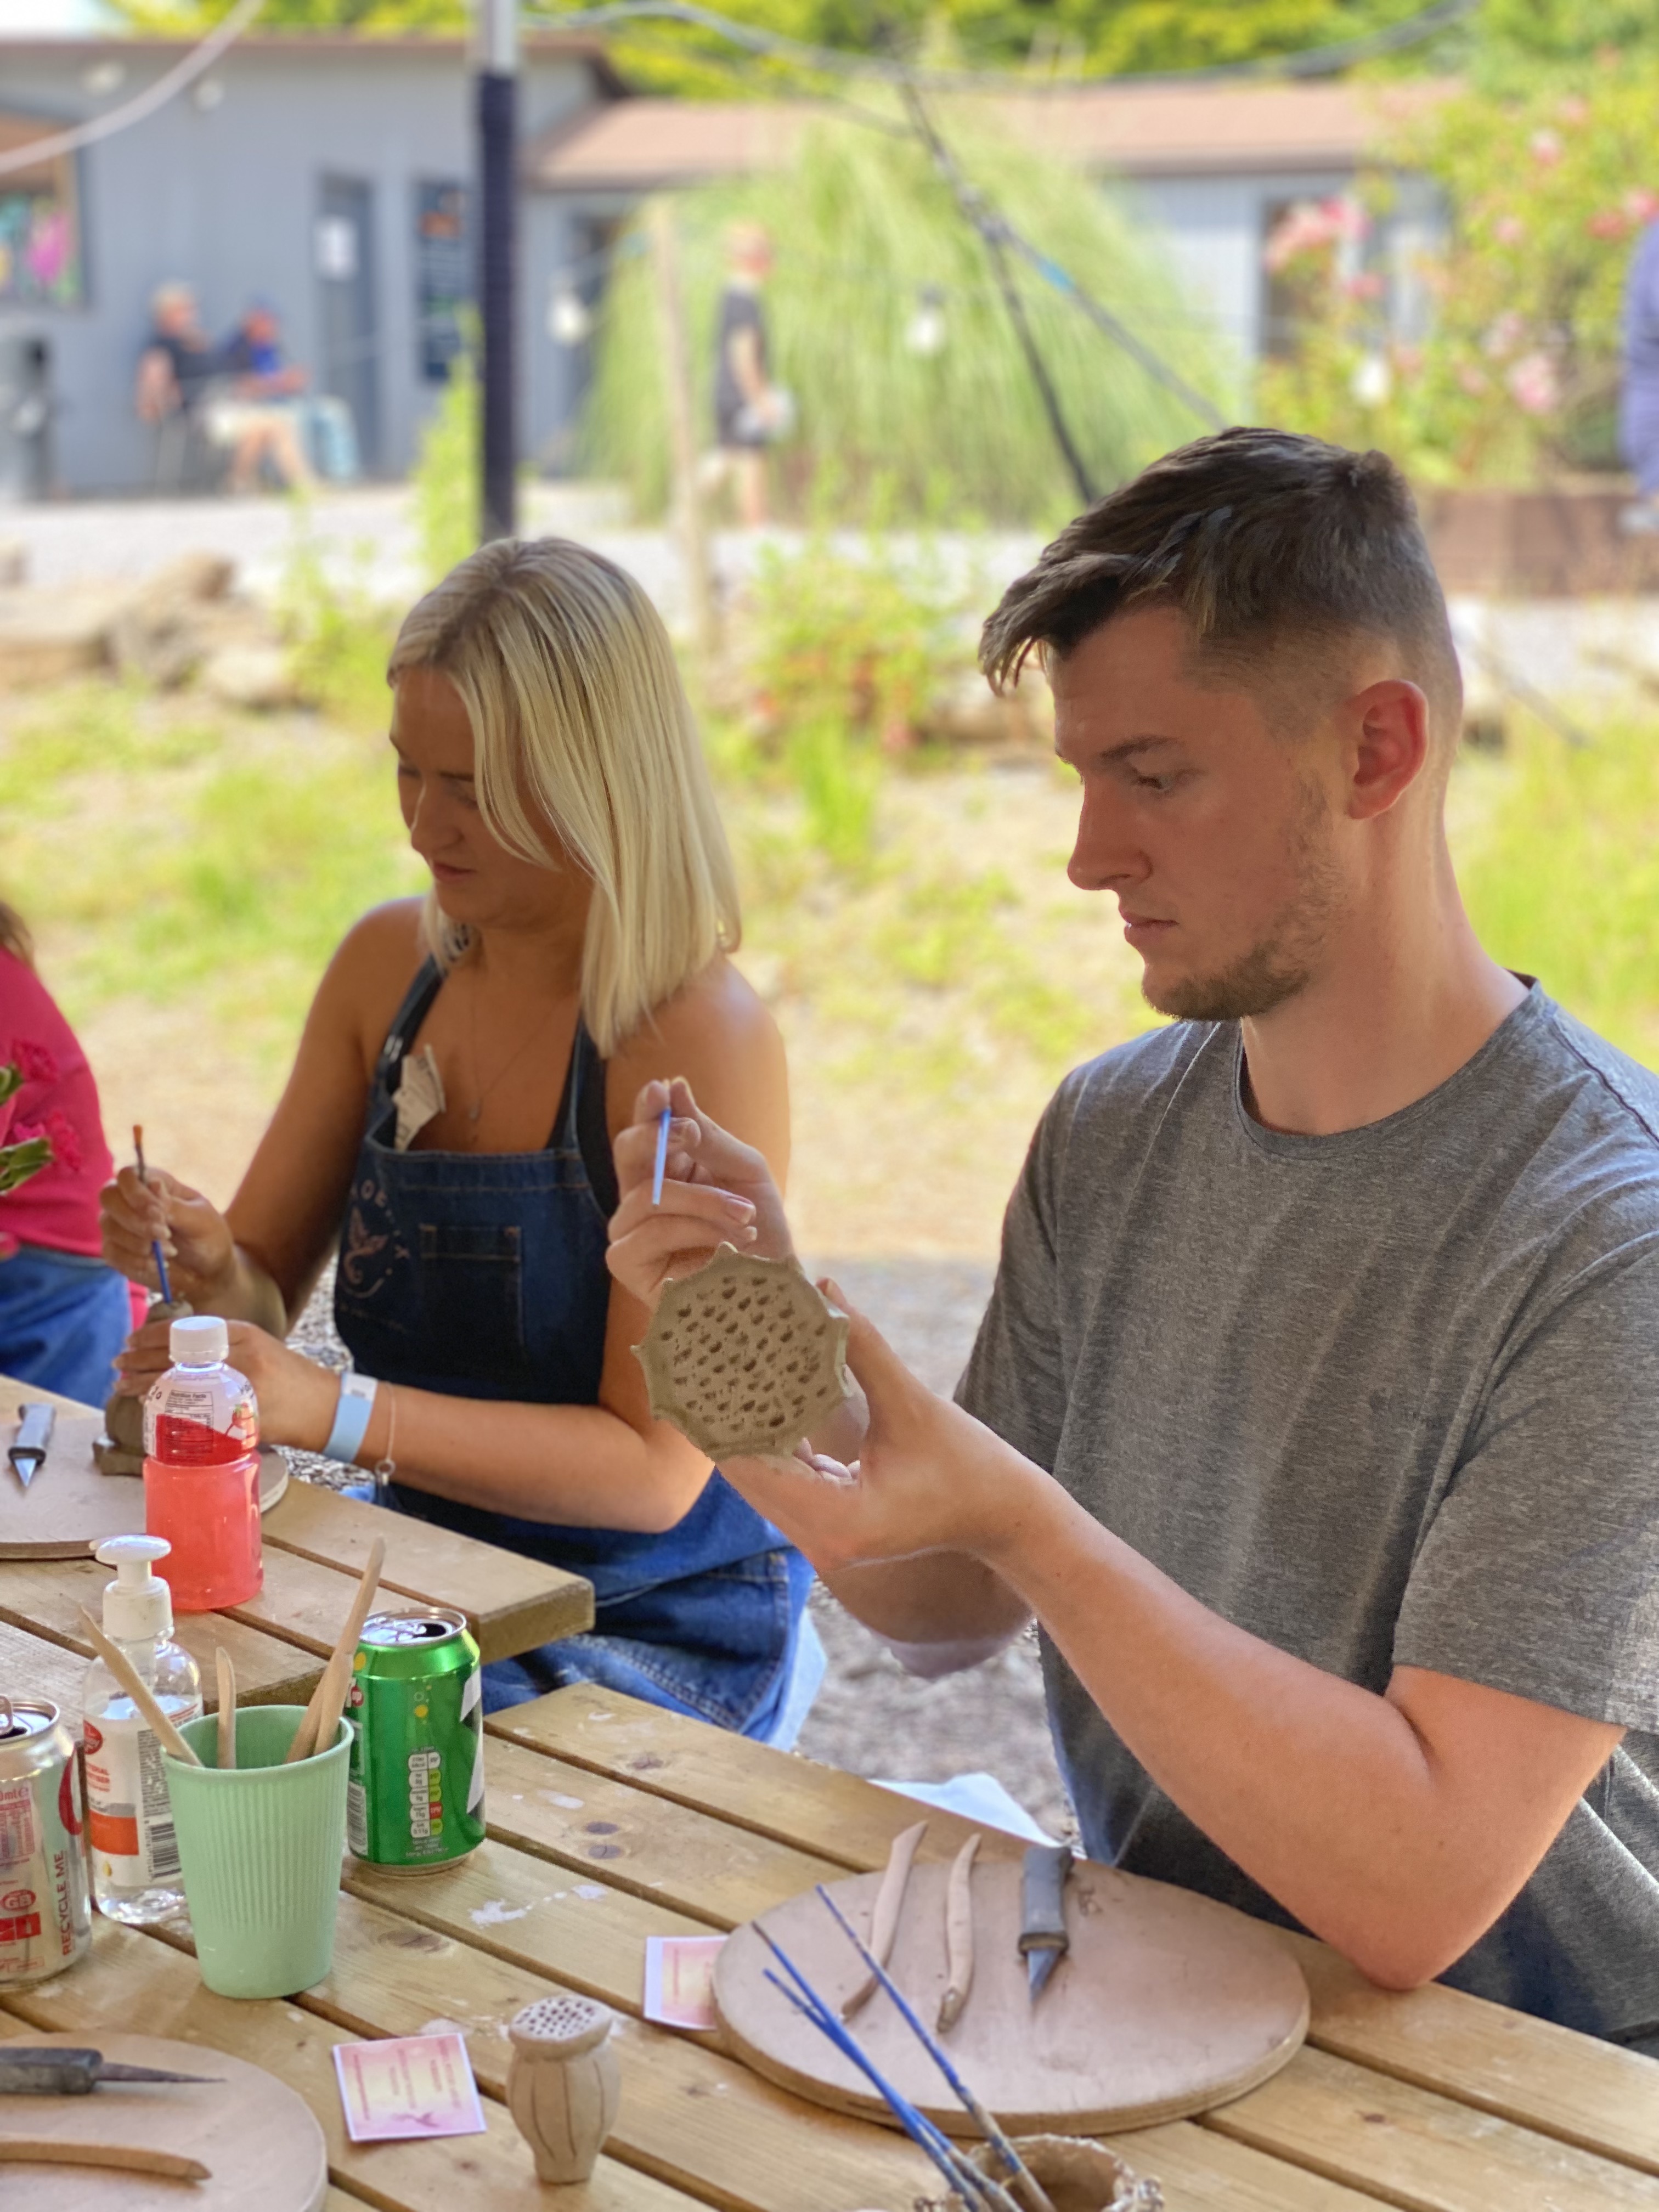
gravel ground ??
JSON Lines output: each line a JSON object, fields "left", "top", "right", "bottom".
{"left": 285, "top": 1252, "right": 1074, "bottom": 1838}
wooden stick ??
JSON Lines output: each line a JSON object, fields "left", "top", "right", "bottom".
{"left": 0, "top": 2138, "right": 211, "bottom": 2180}
{"left": 937, "top": 1831, "right": 981, "bottom": 2034}
{"left": 216, "top": 1646, "right": 236, "bottom": 1770}
{"left": 77, "top": 1607, "right": 200, "bottom": 1765}
{"left": 842, "top": 1818, "right": 927, "bottom": 2021}
{"left": 284, "top": 1537, "right": 385, "bottom": 1764}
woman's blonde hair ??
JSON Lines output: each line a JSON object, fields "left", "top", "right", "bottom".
{"left": 0, "top": 900, "right": 33, "bottom": 968}
{"left": 387, "top": 537, "right": 740, "bottom": 1057}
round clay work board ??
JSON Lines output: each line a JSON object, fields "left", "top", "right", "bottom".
{"left": 0, "top": 2031, "right": 327, "bottom": 2210}
{"left": 0, "top": 1408, "right": 286, "bottom": 1560}
{"left": 715, "top": 1855, "right": 1309, "bottom": 2136}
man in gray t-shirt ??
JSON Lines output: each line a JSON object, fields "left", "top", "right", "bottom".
{"left": 607, "top": 427, "right": 1659, "bottom": 2042}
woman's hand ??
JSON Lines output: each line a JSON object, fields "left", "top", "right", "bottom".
{"left": 715, "top": 1290, "right": 1043, "bottom": 1577}
{"left": 114, "top": 1315, "right": 341, "bottom": 1454}
{"left": 99, "top": 1165, "right": 237, "bottom": 1305}
{"left": 607, "top": 1076, "right": 792, "bottom": 1310}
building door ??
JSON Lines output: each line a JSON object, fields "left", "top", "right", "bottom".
{"left": 316, "top": 176, "right": 380, "bottom": 472}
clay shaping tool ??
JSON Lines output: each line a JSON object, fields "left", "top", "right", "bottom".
{"left": 77, "top": 1609, "right": 201, "bottom": 1765}
{"left": 0, "top": 2139, "right": 211, "bottom": 2180}
{"left": 216, "top": 1647, "right": 237, "bottom": 1770}
{"left": 284, "top": 1537, "right": 386, "bottom": 1764}
{"left": 133, "top": 1124, "right": 174, "bottom": 1306}
{"left": 651, "top": 1103, "right": 672, "bottom": 1205}
{"left": 1019, "top": 1843, "right": 1073, "bottom": 2004}
{"left": 0, "top": 2046, "right": 221, "bottom": 2094}
{"left": 842, "top": 1818, "right": 927, "bottom": 2021}
{"left": 936, "top": 1831, "right": 981, "bottom": 2034}
{"left": 8, "top": 1403, "right": 53, "bottom": 1488}
{"left": 816, "top": 1883, "right": 1059, "bottom": 2212}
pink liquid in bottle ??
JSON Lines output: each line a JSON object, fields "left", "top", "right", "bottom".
{"left": 142, "top": 1315, "right": 263, "bottom": 1613}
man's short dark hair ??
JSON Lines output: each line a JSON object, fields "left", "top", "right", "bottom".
{"left": 980, "top": 427, "right": 1461, "bottom": 732}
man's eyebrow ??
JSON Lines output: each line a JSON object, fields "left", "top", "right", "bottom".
{"left": 1054, "top": 735, "right": 1181, "bottom": 764}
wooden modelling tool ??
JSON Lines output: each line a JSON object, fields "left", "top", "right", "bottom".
{"left": 843, "top": 1819, "right": 927, "bottom": 2020}
{"left": 715, "top": 1853, "right": 1310, "bottom": 2137}
{"left": 216, "top": 1649, "right": 236, "bottom": 1770}
{"left": 505, "top": 1995, "right": 619, "bottom": 2184}
{"left": 284, "top": 1537, "right": 385, "bottom": 1763}
{"left": 633, "top": 1244, "right": 852, "bottom": 1461}
{"left": 77, "top": 1608, "right": 200, "bottom": 1765}
{"left": 937, "top": 1832, "right": 981, "bottom": 2034}
{"left": 0, "top": 2032, "right": 327, "bottom": 2211}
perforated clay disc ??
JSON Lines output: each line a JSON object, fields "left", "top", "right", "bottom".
{"left": 634, "top": 1245, "right": 852, "bottom": 1460}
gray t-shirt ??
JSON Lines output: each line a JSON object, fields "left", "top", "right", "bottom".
{"left": 957, "top": 984, "right": 1659, "bottom": 2038}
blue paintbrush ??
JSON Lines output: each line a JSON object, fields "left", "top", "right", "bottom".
{"left": 132, "top": 1124, "right": 173, "bottom": 1306}
{"left": 756, "top": 1929, "right": 1018, "bottom": 2212}
{"left": 651, "top": 1103, "right": 672, "bottom": 1206}
{"left": 815, "top": 1883, "right": 1056, "bottom": 2212}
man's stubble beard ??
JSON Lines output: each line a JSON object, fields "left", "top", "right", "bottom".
{"left": 1141, "top": 782, "right": 1345, "bottom": 1025}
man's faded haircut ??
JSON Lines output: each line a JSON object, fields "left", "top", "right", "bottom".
{"left": 980, "top": 427, "right": 1462, "bottom": 738}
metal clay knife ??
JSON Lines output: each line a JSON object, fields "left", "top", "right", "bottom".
{"left": 7, "top": 1404, "right": 53, "bottom": 1489}
{"left": 1019, "top": 1842, "right": 1073, "bottom": 2002}
{"left": 0, "top": 2046, "right": 221, "bottom": 2096}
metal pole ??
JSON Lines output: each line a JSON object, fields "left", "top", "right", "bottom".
{"left": 477, "top": 0, "right": 518, "bottom": 543}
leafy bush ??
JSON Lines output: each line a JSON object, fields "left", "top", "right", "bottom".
{"left": 583, "top": 111, "right": 1233, "bottom": 526}
{"left": 413, "top": 347, "right": 479, "bottom": 586}
{"left": 1260, "top": 59, "right": 1659, "bottom": 483}
{"left": 1458, "top": 715, "right": 1659, "bottom": 1063}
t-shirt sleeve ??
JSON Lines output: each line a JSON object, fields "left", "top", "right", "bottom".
{"left": 954, "top": 1091, "right": 1070, "bottom": 1473}
{"left": 1393, "top": 1243, "right": 1659, "bottom": 1731}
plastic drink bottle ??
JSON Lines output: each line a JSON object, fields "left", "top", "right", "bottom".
{"left": 143, "top": 1313, "right": 263, "bottom": 1611}
{"left": 82, "top": 1534, "right": 203, "bottom": 1924}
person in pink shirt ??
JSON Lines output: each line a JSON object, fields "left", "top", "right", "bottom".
{"left": 0, "top": 901, "right": 139, "bottom": 1402}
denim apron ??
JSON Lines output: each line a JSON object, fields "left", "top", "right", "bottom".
{"left": 334, "top": 959, "right": 814, "bottom": 1736}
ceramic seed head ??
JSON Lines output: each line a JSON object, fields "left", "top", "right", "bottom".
{"left": 633, "top": 1244, "right": 853, "bottom": 1462}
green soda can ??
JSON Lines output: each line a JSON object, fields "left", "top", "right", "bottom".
{"left": 345, "top": 1609, "right": 486, "bottom": 1872}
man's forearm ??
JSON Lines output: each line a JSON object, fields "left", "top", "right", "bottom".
{"left": 823, "top": 1553, "right": 1030, "bottom": 1659}
{"left": 980, "top": 1471, "right": 1568, "bottom": 1985}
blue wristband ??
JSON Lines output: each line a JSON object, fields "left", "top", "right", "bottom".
{"left": 324, "top": 1371, "right": 377, "bottom": 1464}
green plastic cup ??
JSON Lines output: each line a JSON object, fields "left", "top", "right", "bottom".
{"left": 163, "top": 1705, "right": 351, "bottom": 1999}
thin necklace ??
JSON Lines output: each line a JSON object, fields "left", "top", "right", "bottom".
{"left": 466, "top": 973, "right": 562, "bottom": 1136}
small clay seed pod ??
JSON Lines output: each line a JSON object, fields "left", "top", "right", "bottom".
{"left": 95, "top": 1299, "right": 193, "bottom": 1476}
{"left": 505, "top": 1993, "right": 619, "bottom": 2185}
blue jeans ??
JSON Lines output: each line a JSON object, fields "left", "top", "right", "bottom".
{"left": 0, "top": 1243, "right": 131, "bottom": 1404}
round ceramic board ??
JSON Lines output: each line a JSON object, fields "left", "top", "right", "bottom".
{"left": 0, "top": 1407, "right": 286, "bottom": 1560}
{"left": 715, "top": 1855, "right": 1310, "bottom": 2136}
{"left": 0, "top": 2030, "right": 326, "bottom": 2210}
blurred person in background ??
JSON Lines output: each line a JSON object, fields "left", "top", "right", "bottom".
{"left": 0, "top": 901, "right": 141, "bottom": 1403}
{"left": 134, "top": 281, "right": 219, "bottom": 485}
{"left": 700, "top": 222, "right": 792, "bottom": 527}
{"left": 1620, "top": 217, "right": 1659, "bottom": 532}
{"left": 210, "top": 300, "right": 317, "bottom": 494}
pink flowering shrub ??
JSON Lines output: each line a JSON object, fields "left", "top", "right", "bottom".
{"left": 1260, "top": 56, "right": 1659, "bottom": 483}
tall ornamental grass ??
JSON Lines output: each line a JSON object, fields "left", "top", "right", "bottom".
{"left": 582, "top": 108, "right": 1235, "bottom": 527}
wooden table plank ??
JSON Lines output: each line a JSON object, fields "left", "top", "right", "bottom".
{"left": 1100, "top": 2120, "right": 1391, "bottom": 2211}
{"left": 259, "top": 1480, "right": 593, "bottom": 1660}
{"left": 1206, "top": 2043, "right": 1659, "bottom": 2212}
{"left": 481, "top": 1736, "right": 846, "bottom": 1927}
{"left": 488, "top": 1680, "right": 1028, "bottom": 1868}
{"left": 0, "top": 1555, "right": 322, "bottom": 1706}
{"left": 0, "top": 1919, "right": 699, "bottom": 2212}
{"left": 1295, "top": 1936, "right": 1659, "bottom": 2177}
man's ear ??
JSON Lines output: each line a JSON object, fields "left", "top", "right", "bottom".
{"left": 1345, "top": 680, "right": 1431, "bottom": 821}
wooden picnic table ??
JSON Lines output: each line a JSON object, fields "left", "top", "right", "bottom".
{"left": 3, "top": 1626, "right": 1659, "bottom": 2212}
{"left": 0, "top": 1373, "right": 595, "bottom": 1704}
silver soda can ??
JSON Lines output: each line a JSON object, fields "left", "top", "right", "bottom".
{"left": 0, "top": 1696, "right": 92, "bottom": 1986}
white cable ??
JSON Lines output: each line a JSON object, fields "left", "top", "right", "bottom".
{"left": 0, "top": 0, "right": 270, "bottom": 181}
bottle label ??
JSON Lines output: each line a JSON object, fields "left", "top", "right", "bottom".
{"left": 84, "top": 1707, "right": 198, "bottom": 1888}
{"left": 144, "top": 1367, "right": 258, "bottom": 1463}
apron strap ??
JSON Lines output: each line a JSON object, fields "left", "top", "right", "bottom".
{"left": 376, "top": 957, "right": 445, "bottom": 1092}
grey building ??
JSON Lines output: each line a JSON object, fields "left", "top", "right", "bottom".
{"left": 0, "top": 30, "right": 622, "bottom": 495}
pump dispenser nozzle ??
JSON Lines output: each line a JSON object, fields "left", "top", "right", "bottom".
{"left": 93, "top": 1533, "right": 176, "bottom": 1642}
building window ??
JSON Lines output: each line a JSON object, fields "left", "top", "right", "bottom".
{"left": 0, "top": 118, "right": 82, "bottom": 308}
{"left": 415, "top": 180, "right": 469, "bottom": 383}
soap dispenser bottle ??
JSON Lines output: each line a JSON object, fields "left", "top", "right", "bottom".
{"left": 82, "top": 1534, "right": 203, "bottom": 1924}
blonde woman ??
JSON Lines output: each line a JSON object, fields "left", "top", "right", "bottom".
{"left": 100, "top": 539, "right": 818, "bottom": 1740}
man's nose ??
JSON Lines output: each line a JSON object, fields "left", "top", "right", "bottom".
{"left": 1068, "top": 786, "right": 1145, "bottom": 892}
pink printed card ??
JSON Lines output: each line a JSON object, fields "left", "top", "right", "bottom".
{"left": 334, "top": 2033, "right": 487, "bottom": 2143}
{"left": 643, "top": 1933, "right": 726, "bottom": 2030}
